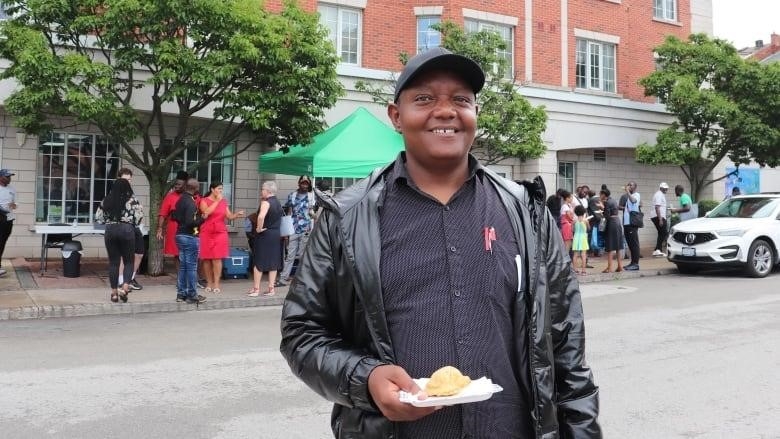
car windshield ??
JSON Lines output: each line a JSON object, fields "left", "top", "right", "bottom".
{"left": 707, "top": 197, "right": 780, "bottom": 219}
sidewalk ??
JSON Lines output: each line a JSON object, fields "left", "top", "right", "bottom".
{"left": 0, "top": 251, "right": 678, "bottom": 321}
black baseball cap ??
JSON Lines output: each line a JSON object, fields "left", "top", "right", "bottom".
{"left": 393, "top": 47, "right": 485, "bottom": 103}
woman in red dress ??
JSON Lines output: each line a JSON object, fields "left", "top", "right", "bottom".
{"left": 199, "top": 182, "right": 244, "bottom": 294}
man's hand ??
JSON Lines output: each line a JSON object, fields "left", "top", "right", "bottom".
{"left": 156, "top": 229, "right": 164, "bottom": 240}
{"left": 367, "top": 364, "right": 439, "bottom": 422}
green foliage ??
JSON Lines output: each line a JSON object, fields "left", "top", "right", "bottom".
{"left": 355, "top": 21, "right": 547, "bottom": 165}
{"left": 0, "top": 0, "right": 343, "bottom": 274}
{"left": 637, "top": 33, "right": 779, "bottom": 200}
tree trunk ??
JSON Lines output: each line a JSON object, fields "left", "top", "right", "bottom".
{"left": 146, "top": 176, "right": 169, "bottom": 276}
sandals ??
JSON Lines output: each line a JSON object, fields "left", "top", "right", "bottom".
{"left": 110, "top": 292, "right": 119, "bottom": 303}
{"left": 262, "top": 288, "right": 276, "bottom": 297}
{"left": 212, "top": 288, "right": 222, "bottom": 295}
{"left": 118, "top": 287, "right": 129, "bottom": 303}
{"left": 205, "top": 287, "right": 214, "bottom": 294}
{"left": 247, "top": 287, "right": 260, "bottom": 297}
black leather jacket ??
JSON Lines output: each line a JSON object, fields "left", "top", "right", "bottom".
{"left": 280, "top": 160, "right": 601, "bottom": 439}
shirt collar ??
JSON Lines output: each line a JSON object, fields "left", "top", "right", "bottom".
{"left": 387, "top": 152, "right": 483, "bottom": 189}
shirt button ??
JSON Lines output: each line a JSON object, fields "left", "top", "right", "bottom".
{"left": 444, "top": 206, "right": 450, "bottom": 211}
{"left": 457, "top": 339, "right": 464, "bottom": 345}
{"left": 454, "top": 290, "right": 461, "bottom": 297}
{"left": 450, "top": 246, "right": 456, "bottom": 252}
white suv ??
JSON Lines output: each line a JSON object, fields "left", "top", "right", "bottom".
{"left": 667, "top": 194, "right": 780, "bottom": 278}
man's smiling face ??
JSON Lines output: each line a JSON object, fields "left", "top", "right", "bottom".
{"left": 388, "top": 69, "right": 478, "bottom": 170}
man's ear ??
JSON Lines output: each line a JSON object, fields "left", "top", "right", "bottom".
{"left": 387, "top": 103, "right": 401, "bottom": 132}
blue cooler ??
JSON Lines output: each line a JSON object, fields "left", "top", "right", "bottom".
{"left": 223, "top": 248, "right": 251, "bottom": 279}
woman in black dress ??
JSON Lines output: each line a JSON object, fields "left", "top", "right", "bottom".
{"left": 248, "top": 181, "right": 284, "bottom": 297}
{"left": 600, "top": 188, "right": 624, "bottom": 273}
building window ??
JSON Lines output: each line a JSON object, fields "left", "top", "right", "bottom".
{"left": 170, "top": 141, "right": 235, "bottom": 202}
{"left": 318, "top": 4, "right": 362, "bottom": 65}
{"left": 465, "top": 19, "right": 513, "bottom": 79}
{"left": 576, "top": 39, "right": 616, "bottom": 93}
{"left": 417, "top": 16, "right": 441, "bottom": 53}
{"left": 593, "top": 149, "right": 607, "bottom": 162}
{"left": 320, "top": 177, "right": 358, "bottom": 194}
{"left": 36, "top": 132, "right": 120, "bottom": 224}
{"left": 653, "top": 0, "right": 677, "bottom": 21}
{"left": 558, "top": 162, "right": 575, "bottom": 193}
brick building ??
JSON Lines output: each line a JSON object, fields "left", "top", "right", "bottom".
{"left": 0, "top": 0, "right": 718, "bottom": 260}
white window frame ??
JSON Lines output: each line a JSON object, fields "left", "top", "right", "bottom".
{"left": 318, "top": 3, "right": 362, "bottom": 66}
{"left": 575, "top": 38, "right": 616, "bottom": 93}
{"left": 558, "top": 162, "right": 576, "bottom": 193}
{"left": 170, "top": 141, "right": 236, "bottom": 203}
{"left": 464, "top": 18, "right": 514, "bottom": 79}
{"left": 416, "top": 16, "right": 441, "bottom": 53}
{"left": 653, "top": 0, "right": 677, "bottom": 22}
{"left": 35, "top": 132, "right": 121, "bottom": 224}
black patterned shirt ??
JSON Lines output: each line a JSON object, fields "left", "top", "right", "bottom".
{"left": 379, "top": 154, "right": 533, "bottom": 439}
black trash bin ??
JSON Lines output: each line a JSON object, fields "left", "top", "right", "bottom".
{"left": 61, "top": 240, "right": 83, "bottom": 278}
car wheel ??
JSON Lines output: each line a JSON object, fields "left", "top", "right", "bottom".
{"left": 744, "top": 239, "right": 774, "bottom": 278}
{"left": 675, "top": 263, "right": 700, "bottom": 275}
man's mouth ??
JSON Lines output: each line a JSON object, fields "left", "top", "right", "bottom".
{"left": 430, "top": 128, "right": 457, "bottom": 135}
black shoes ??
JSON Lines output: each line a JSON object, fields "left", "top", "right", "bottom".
{"left": 176, "top": 295, "right": 186, "bottom": 302}
{"left": 624, "top": 264, "right": 640, "bottom": 271}
{"left": 130, "top": 279, "right": 143, "bottom": 290}
{"left": 186, "top": 294, "right": 207, "bottom": 304}
{"left": 274, "top": 280, "right": 287, "bottom": 287}
{"left": 197, "top": 280, "right": 206, "bottom": 289}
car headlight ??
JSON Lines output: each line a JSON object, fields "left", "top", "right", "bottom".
{"left": 717, "top": 229, "right": 748, "bottom": 237}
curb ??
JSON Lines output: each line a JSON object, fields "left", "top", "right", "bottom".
{"left": 0, "top": 295, "right": 285, "bottom": 321}
{"left": 0, "top": 269, "right": 679, "bottom": 321}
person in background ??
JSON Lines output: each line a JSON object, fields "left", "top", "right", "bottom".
{"left": 95, "top": 178, "right": 143, "bottom": 303}
{"left": 0, "top": 169, "right": 17, "bottom": 277}
{"left": 559, "top": 190, "right": 574, "bottom": 256}
{"left": 650, "top": 182, "right": 669, "bottom": 257}
{"left": 588, "top": 187, "right": 604, "bottom": 257}
{"left": 546, "top": 188, "right": 564, "bottom": 229}
{"left": 247, "top": 181, "right": 284, "bottom": 297}
{"left": 312, "top": 179, "right": 334, "bottom": 222}
{"left": 157, "top": 171, "right": 188, "bottom": 273}
{"left": 280, "top": 47, "right": 600, "bottom": 438}
{"left": 277, "top": 175, "right": 315, "bottom": 286}
{"left": 600, "top": 187, "right": 624, "bottom": 274}
{"left": 572, "top": 204, "right": 590, "bottom": 275}
{"left": 670, "top": 185, "right": 694, "bottom": 219}
{"left": 174, "top": 178, "right": 206, "bottom": 304}
{"left": 619, "top": 181, "right": 641, "bottom": 271}
{"left": 198, "top": 181, "right": 244, "bottom": 294}
{"left": 116, "top": 168, "right": 145, "bottom": 290}
{"left": 727, "top": 186, "right": 741, "bottom": 199}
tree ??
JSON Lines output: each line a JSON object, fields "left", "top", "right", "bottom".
{"left": 356, "top": 21, "right": 547, "bottom": 166}
{"left": 636, "top": 33, "right": 779, "bottom": 200}
{"left": 0, "top": 0, "right": 343, "bottom": 275}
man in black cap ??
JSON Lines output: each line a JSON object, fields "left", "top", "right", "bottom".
{"left": 281, "top": 48, "right": 601, "bottom": 438}
{"left": 0, "top": 169, "right": 17, "bottom": 276}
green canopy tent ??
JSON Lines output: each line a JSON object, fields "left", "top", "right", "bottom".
{"left": 258, "top": 107, "right": 405, "bottom": 178}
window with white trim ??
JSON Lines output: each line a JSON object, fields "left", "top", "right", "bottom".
{"left": 576, "top": 39, "right": 616, "bottom": 93}
{"left": 417, "top": 16, "right": 441, "bottom": 53}
{"left": 318, "top": 3, "right": 362, "bottom": 65}
{"left": 36, "top": 132, "right": 120, "bottom": 223}
{"left": 465, "top": 19, "right": 513, "bottom": 79}
{"left": 170, "top": 141, "right": 235, "bottom": 202}
{"left": 558, "top": 162, "right": 575, "bottom": 193}
{"left": 321, "top": 177, "right": 358, "bottom": 194}
{"left": 653, "top": 0, "right": 677, "bottom": 21}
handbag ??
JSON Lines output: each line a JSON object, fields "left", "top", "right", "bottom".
{"left": 280, "top": 215, "right": 295, "bottom": 237}
{"left": 629, "top": 210, "right": 644, "bottom": 228}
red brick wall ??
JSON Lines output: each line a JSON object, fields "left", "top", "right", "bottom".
{"left": 265, "top": 0, "right": 691, "bottom": 102}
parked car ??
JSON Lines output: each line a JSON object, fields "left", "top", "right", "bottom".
{"left": 667, "top": 194, "right": 780, "bottom": 278}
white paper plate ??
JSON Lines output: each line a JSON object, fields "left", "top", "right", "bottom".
{"left": 398, "top": 377, "right": 503, "bottom": 407}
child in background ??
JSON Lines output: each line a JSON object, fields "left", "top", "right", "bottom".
{"left": 572, "top": 205, "right": 590, "bottom": 275}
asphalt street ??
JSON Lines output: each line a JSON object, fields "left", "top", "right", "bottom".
{"left": 0, "top": 273, "right": 778, "bottom": 438}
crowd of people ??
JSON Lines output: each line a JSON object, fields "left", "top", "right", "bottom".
{"left": 546, "top": 180, "right": 695, "bottom": 274}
